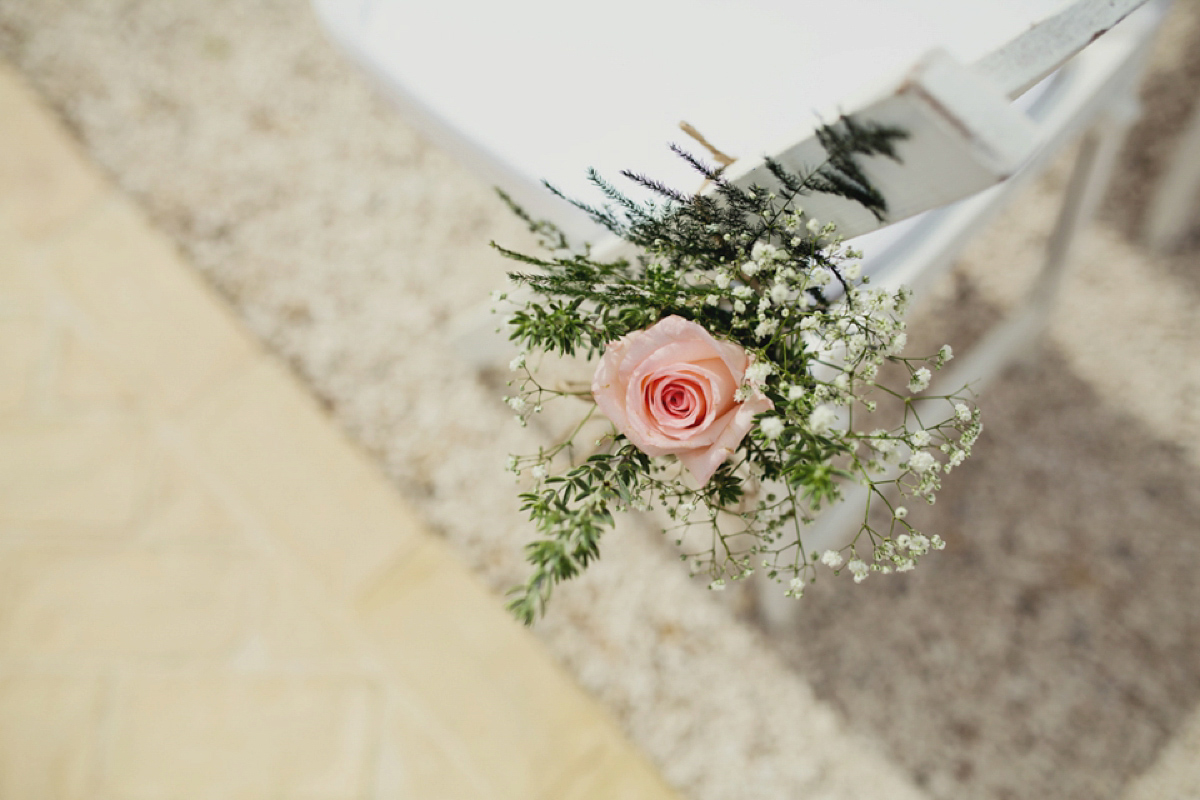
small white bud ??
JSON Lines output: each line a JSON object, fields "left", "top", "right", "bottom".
{"left": 820, "top": 549, "right": 845, "bottom": 569}
{"left": 760, "top": 416, "right": 785, "bottom": 440}
{"left": 809, "top": 404, "right": 838, "bottom": 434}
{"left": 908, "top": 367, "right": 931, "bottom": 393}
{"left": 908, "top": 451, "right": 936, "bottom": 473}
{"left": 744, "top": 361, "right": 773, "bottom": 385}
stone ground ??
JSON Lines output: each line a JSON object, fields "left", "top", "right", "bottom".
{"left": 1, "top": 1, "right": 1199, "bottom": 799}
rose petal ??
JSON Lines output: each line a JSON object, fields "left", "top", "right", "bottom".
{"left": 614, "top": 317, "right": 733, "bottom": 382}
{"left": 651, "top": 377, "right": 705, "bottom": 428}
{"left": 626, "top": 361, "right": 737, "bottom": 450}
{"left": 645, "top": 363, "right": 727, "bottom": 418}
{"left": 591, "top": 316, "right": 774, "bottom": 486}
{"left": 678, "top": 389, "right": 774, "bottom": 484}
{"left": 592, "top": 335, "right": 633, "bottom": 433}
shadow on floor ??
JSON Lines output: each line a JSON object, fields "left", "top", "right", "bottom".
{"left": 769, "top": 337, "right": 1200, "bottom": 800}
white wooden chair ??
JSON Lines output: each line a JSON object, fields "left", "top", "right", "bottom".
{"left": 312, "top": 0, "right": 1170, "bottom": 623}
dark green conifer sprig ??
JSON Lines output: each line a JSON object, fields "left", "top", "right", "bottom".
{"left": 496, "top": 117, "right": 976, "bottom": 624}
{"left": 808, "top": 116, "right": 907, "bottom": 221}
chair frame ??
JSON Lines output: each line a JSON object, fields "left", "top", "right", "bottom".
{"left": 753, "top": 0, "right": 1170, "bottom": 628}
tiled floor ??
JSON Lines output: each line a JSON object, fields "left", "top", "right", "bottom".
{"left": 0, "top": 61, "right": 678, "bottom": 799}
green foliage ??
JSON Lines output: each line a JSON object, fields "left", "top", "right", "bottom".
{"left": 506, "top": 447, "right": 648, "bottom": 625}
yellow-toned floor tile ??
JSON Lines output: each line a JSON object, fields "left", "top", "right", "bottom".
{"left": 0, "top": 316, "right": 42, "bottom": 414}
{"left": 0, "top": 673, "right": 104, "bottom": 800}
{"left": 108, "top": 674, "right": 376, "bottom": 800}
{"left": 179, "top": 359, "right": 423, "bottom": 598}
{"left": 0, "top": 547, "right": 255, "bottom": 659}
{"left": 39, "top": 193, "right": 255, "bottom": 413}
{"left": 357, "top": 540, "right": 675, "bottom": 800}
{"left": 0, "top": 65, "right": 105, "bottom": 239}
{"left": 0, "top": 411, "right": 153, "bottom": 533}
{"left": 252, "top": 564, "right": 362, "bottom": 664}
{"left": 0, "top": 252, "right": 45, "bottom": 322}
{"left": 0, "top": 58, "right": 681, "bottom": 800}
{"left": 376, "top": 698, "right": 492, "bottom": 800}
{"left": 136, "top": 456, "right": 249, "bottom": 551}
{"left": 50, "top": 322, "right": 140, "bottom": 410}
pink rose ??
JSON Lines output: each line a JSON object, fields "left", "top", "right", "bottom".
{"left": 592, "top": 315, "right": 774, "bottom": 485}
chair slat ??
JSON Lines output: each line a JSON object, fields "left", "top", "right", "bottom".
{"left": 723, "top": 51, "right": 1038, "bottom": 240}
{"left": 974, "top": 0, "right": 1150, "bottom": 99}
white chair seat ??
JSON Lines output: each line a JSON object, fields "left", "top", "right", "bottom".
{"left": 314, "top": 0, "right": 1078, "bottom": 242}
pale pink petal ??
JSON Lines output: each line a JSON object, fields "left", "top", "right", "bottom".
{"left": 626, "top": 361, "right": 738, "bottom": 451}
{"left": 590, "top": 315, "right": 773, "bottom": 481}
{"left": 620, "top": 338, "right": 718, "bottom": 387}
{"left": 678, "top": 390, "right": 774, "bottom": 485}
{"left": 708, "top": 337, "right": 750, "bottom": 383}
{"left": 650, "top": 376, "right": 706, "bottom": 429}
{"left": 592, "top": 336, "right": 633, "bottom": 434}
{"left": 622, "top": 394, "right": 685, "bottom": 456}
{"left": 678, "top": 358, "right": 739, "bottom": 412}
{"left": 641, "top": 363, "right": 732, "bottom": 420}
{"left": 641, "top": 316, "right": 751, "bottom": 383}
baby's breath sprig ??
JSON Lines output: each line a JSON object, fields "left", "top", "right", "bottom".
{"left": 494, "top": 117, "right": 980, "bottom": 624}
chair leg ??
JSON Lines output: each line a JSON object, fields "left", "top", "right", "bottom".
{"left": 1145, "top": 98, "right": 1200, "bottom": 252}
{"left": 944, "top": 113, "right": 1135, "bottom": 398}
{"left": 1035, "top": 94, "right": 1140, "bottom": 298}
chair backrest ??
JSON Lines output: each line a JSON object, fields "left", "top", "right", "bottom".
{"left": 723, "top": 0, "right": 1152, "bottom": 239}
{"left": 312, "top": 0, "right": 1151, "bottom": 242}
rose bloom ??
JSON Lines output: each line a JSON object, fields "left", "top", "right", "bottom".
{"left": 592, "top": 315, "right": 773, "bottom": 485}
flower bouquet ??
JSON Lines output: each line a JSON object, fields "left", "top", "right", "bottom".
{"left": 494, "top": 118, "right": 982, "bottom": 624}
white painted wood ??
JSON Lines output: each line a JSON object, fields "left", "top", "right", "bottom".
{"left": 860, "top": 4, "right": 1159, "bottom": 300}
{"left": 445, "top": 1, "right": 1166, "bottom": 370}
{"left": 754, "top": 4, "right": 1169, "bottom": 630}
{"left": 721, "top": 0, "right": 1158, "bottom": 240}
{"left": 786, "top": 130, "right": 1124, "bottom": 564}
{"left": 312, "top": 0, "right": 1159, "bottom": 247}
{"left": 722, "top": 50, "right": 1039, "bottom": 239}
{"left": 975, "top": 0, "right": 1151, "bottom": 99}
{"left": 310, "top": 0, "right": 1073, "bottom": 242}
